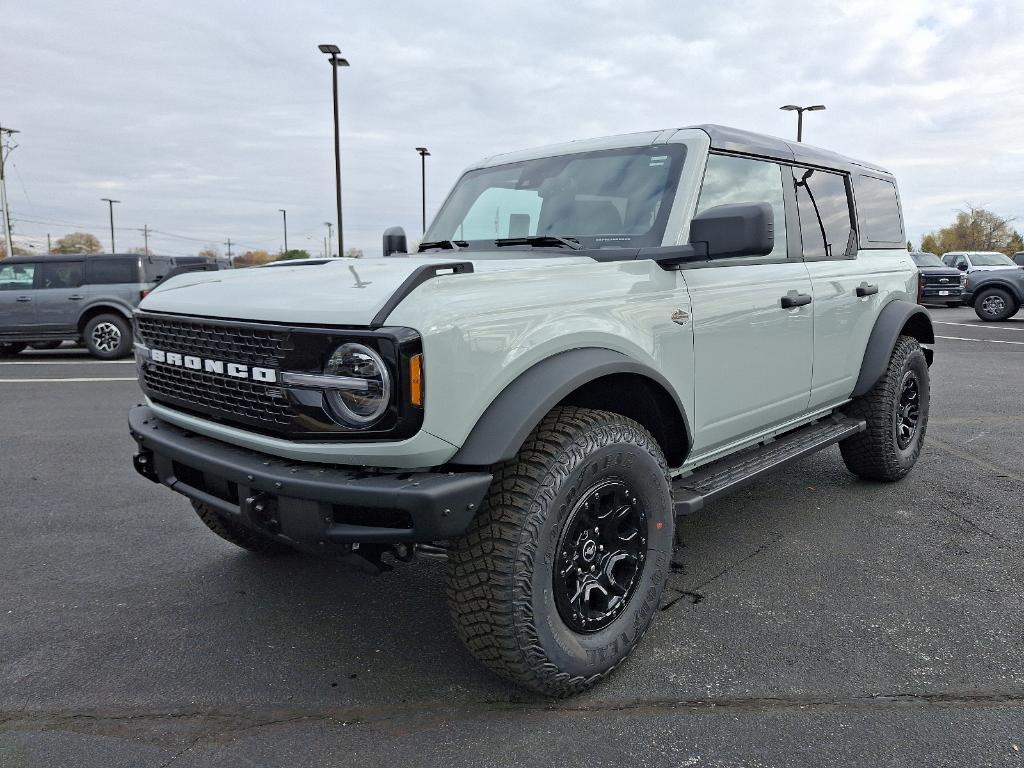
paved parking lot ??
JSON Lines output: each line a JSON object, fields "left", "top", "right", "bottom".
{"left": 1, "top": 305, "right": 1023, "bottom": 767}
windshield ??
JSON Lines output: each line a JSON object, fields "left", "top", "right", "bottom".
{"left": 970, "top": 252, "right": 1015, "bottom": 266}
{"left": 424, "top": 144, "right": 686, "bottom": 251}
{"left": 912, "top": 252, "right": 945, "bottom": 268}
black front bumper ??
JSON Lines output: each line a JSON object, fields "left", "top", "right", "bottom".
{"left": 129, "top": 405, "right": 492, "bottom": 550}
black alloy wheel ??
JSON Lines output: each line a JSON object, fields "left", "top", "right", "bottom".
{"left": 554, "top": 479, "right": 647, "bottom": 633}
{"left": 895, "top": 370, "right": 921, "bottom": 450}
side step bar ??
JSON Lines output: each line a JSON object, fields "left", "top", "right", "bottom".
{"left": 672, "top": 415, "right": 866, "bottom": 515}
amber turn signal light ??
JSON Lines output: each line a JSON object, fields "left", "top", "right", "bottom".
{"left": 409, "top": 354, "right": 423, "bottom": 407}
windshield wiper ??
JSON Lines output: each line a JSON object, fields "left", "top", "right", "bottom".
{"left": 418, "top": 239, "right": 468, "bottom": 252}
{"left": 494, "top": 236, "right": 583, "bottom": 250}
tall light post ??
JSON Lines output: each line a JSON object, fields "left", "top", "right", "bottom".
{"left": 324, "top": 221, "right": 334, "bottom": 258}
{"left": 415, "top": 147, "right": 430, "bottom": 233}
{"left": 101, "top": 198, "right": 120, "bottom": 253}
{"left": 779, "top": 104, "right": 825, "bottom": 142}
{"left": 318, "top": 44, "right": 350, "bottom": 256}
{"left": 279, "top": 209, "right": 288, "bottom": 255}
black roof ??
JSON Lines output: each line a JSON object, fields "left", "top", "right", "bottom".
{"left": 1, "top": 253, "right": 142, "bottom": 264}
{"left": 689, "top": 124, "right": 892, "bottom": 176}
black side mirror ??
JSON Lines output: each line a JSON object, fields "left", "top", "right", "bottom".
{"left": 956, "top": 262, "right": 968, "bottom": 271}
{"left": 688, "top": 202, "right": 774, "bottom": 260}
{"left": 383, "top": 226, "right": 408, "bottom": 257}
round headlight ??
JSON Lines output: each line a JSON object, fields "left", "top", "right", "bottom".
{"left": 323, "top": 343, "right": 391, "bottom": 425}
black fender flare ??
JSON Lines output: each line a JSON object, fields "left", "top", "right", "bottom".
{"left": 969, "top": 278, "right": 1024, "bottom": 306}
{"left": 852, "top": 299, "right": 934, "bottom": 397}
{"left": 449, "top": 348, "right": 691, "bottom": 467}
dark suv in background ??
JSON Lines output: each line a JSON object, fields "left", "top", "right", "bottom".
{"left": 0, "top": 253, "right": 222, "bottom": 359}
{"left": 911, "top": 251, "right": 966, "bottom": 307}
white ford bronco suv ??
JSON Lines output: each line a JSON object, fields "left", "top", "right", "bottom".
{"left": 129, "top": 125, "right": 933, "bottom": 696}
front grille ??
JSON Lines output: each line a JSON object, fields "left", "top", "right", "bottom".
{"left": 136, "top": 313, "right": 297, "bottom": 432}
{"left": 136, "top": 314, "right": 292, "bottom": 368}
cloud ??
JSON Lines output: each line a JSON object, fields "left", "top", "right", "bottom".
{"left": 2, "top": 0, "right": 1022, "bottom": 256}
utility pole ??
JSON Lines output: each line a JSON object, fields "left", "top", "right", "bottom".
{"left": 140, "top": 225, "right": 150, "bottom": 255}
{"left": 101, "top": 198, "right": 120, "bottom": 253}
{"left": 0, "top": 122, "right": 19, "bottom": 259}
{"left": 279, "top": 209, "right": 288, "bottom": 255}
{"left": 324, "top": 221, "right": 334, "bottom": 257}
{"left": 224, "top": 238, "right": 233, "bottom": 262}
{"left": 47, "top": 233, "right": 52, "bottom": 254}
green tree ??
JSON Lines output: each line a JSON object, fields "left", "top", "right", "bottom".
{"left": 280, "top": 249, "right": 311, "bottom": 261}
{"left": 919, "top": 233, "right": 941, "bottom": 255}
{"left": 919, "top": 206, "right": 1022, "bottom": 256}
{"left": 52, "top": 232, "right": 102, "bottom": 254}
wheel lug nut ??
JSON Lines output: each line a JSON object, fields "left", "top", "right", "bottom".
{"left": 590, "top": 565, "right": 596, "bottom": 573}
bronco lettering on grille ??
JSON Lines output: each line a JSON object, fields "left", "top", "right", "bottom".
{"left": 149, "top": 348, "right": 277, "bottom": 383}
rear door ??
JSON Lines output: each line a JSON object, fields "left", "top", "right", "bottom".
{"left": 683, "top": 153, "right": 814, "bottom": 455}
{"left": 35, "top": 259, "right": 86, "bottom": 331}
{"left": 0, "top": 261, "right": 39, "bottom": 332}
{"left": 85, "top": 256, "right": 143, "bottom": 306}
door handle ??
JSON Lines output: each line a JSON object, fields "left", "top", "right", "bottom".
{"left": 780, "top": 290, "right": 812, "bottom": 309}
{"left": 15, "top": 296, "right": 32, "bottom": 303}
{"left": 856, "top": 282, "right": 879, "bottom": 297}
{"left": 68, "top": 294, "right": 84, "bottom": 300}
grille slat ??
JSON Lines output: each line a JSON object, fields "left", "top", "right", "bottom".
{"left": 136, "top": 315, "right": 293, "bottom": 368}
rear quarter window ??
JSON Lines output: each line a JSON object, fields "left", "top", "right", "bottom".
{"left": 855, "top": 174, "right": 904, "bottom": 245}
{"left": 86, "top": 258, "right": 139, "bottom": 285}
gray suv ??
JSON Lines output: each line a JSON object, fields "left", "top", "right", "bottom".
{"left": 0, "top": 254, "right": 218, "bottom": 359}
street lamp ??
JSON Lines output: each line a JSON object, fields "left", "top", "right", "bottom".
{"left": 779, "top": 104, "right": 825, "bottom": 142}
{"left": 318, "top": 44, "right": 350, "bottom": 256}
{"left": 101, "top": 198, "right": 120, "bottom": 253}
{"left": 279, "top": 209, "right": 288, "bottom": 255}
{"left": 415, "top": 147, "right": 430, "bottom": 233}
{"left": 324, "top": 221, "right": 334, "bottom": 258}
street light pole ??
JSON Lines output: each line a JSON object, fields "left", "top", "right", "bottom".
{"left": 318, "top": 44, "right": 350, "bottom": 256}
{"left": 101, "top": 198, "right": 120, "bottom": 253}
{"left": 324, "top": 221, "right": 334, "bottom": 258}
{"left": 415, "top": 147, "right": 430, "bottom": 233}
{"left": 779, "top": 104, "right": 826, "bottom": 142}
{"left": 279, "top": 209, "right": 288, "bottom": 255}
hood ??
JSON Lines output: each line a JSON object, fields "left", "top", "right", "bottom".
{"left": 917, "top": 266, "right": 962, "bottom": 276}
{"left": 139, "top": 254, "right": 594, "bottom": 326}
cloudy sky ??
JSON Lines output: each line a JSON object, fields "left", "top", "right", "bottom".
{"left": 3, "top": 0, "right": 1022, "bottom": 258}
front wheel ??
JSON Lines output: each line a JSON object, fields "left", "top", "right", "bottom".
{"left": 83, "top": 313, "right": 133, "bottom": 359}
{"left": 973, "top": 287, "right": 1018, "bottom": 322}
{"left": 840, "top": 335, "right": 929, "bottom": 481}
{"left": 447, "top": 407, "right": 674, "bottom": 697}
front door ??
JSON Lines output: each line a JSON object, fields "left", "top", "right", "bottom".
{"left": 35, "top": 259, "right": 86, "bottom": 331}
{"left": 682, "top": 154, "right": 814, "bottom": 457}
{"left": 0, "top": 261, "right": 39, "bottom": 333}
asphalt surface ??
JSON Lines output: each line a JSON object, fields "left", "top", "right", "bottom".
{"left": 1, "top": 305, "right": 1023, "bottom": 767}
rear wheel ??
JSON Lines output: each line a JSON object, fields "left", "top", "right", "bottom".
{"left": 191, "top": 501, "right": 293, "bottom": 555}
{"left": 0, "top": 342, "right": 26, "bottom": 356}
{"left": 83, "top": 313, "right": 132, "bottom": 359}
{"left": 840, "top": 335, "right": 929, "bottom": 481}
{"left": 973, "top": 287, "right": 1018, "bottom": 321}
{"left": 447, "top": 407, "right": 674, "bottom": 696}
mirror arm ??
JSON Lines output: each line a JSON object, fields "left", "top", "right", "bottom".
{"left": 643, "top": 243, "right": 709, "bottom": 269}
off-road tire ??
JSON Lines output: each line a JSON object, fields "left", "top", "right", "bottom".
{"left": 191, "top": 500, "right": 293, "bottom": 555}
{"left": 83, "top": 313, "right": 133, "bottom": 359}
{"left": 840, "top": 335, "right": 929, "bottom": 481}
{"left": 447, "top": 407, "right": 675, "bottom": 697}
{"left": 0, "top": 342, "right": 26, "bottom": 356}
{"left": 973, "top": 287, "right": 1018, "bottom": 322}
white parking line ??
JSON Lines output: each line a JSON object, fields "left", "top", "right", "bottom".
{"left": 934, "top": 321, "right": 1024, "bottom": 332}
{"left": 0, "top": 377, "right": 137, "bottom": 383}
{"left": 936, "top": 335, "right": 1024, "bottom": 346}
{"left": 0, "top": 359, "right": 136, "bottom": 365}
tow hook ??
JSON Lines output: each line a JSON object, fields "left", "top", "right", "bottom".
{"left": 242, "top": 492, "right": 280, "bottom": 534}
{"left": 132, "top": 451, "right": 158, "bottom": 483}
